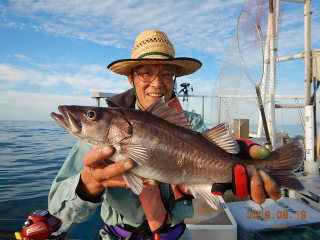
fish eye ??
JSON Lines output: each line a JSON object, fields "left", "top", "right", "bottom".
{"left": 86, "top": 109, "right": 100, "bottom": 121}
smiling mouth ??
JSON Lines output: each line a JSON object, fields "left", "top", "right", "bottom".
{"left": 148, "top": 93, "right": 164, "bottom": 97}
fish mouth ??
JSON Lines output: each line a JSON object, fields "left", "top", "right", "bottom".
{"left": 50, "top": 106, "right": 82, "bottom": 133}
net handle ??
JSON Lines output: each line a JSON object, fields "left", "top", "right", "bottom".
{"left": 237, "top": 10, "right": 265, "bottom": 86}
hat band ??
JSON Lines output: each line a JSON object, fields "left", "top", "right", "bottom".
{"left": 137, "top": 52, "right": 173, "bottom": 59}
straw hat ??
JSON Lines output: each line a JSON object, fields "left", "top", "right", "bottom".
{"left": 107, "top": 30, "right": 202, "bottom": 77}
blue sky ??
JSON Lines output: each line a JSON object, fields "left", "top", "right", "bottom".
{"left": 0, "top": 0, "right": 319, "bottom": 126}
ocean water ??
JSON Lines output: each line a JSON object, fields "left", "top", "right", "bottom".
{"left": 0, "top": 120, "right": 77, "bottom": 233}
{"left": 0, "top": 120, "right": 307, "bottom": 233}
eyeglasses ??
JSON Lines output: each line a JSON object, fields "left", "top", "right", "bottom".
{"left": 133, "top": 70, "right": 176, "bottom": 83}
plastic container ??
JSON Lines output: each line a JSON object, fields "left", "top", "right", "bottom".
{"left": 227, "top": 197, "right": 320, "bottom": 240}
{"left": 253, "top": 226, "right": 320, "bottom": 240}
{"left": 186, "top": 196, "right": 237, "bottom": 240}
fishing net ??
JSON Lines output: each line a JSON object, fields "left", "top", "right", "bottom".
{"left": 210, "top": 0, "right": 285, "bottom": 131}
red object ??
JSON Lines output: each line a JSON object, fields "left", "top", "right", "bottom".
{"left": 233, "top": 164, "right": 249, "bottom": 198}
{"left": 154, "top": 232, "right": 161, "bottom": 240}
{"left": 211, "top": 192, "right": 224, "bottom": 196}
{"left": 236, "top": 138, "right": 256, "bottom": 147}
{"left": 21, "top": 210, "right": 62, "bottom": 240}
{"left": 168, "top": 96, "right": 184, "bottom": 113}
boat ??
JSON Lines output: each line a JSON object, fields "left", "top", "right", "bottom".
{"left": 1, "top": 0, "right": 320, "bottom": 239}
{"left": 90, "top": 0, "right": 320, "bottom": 239}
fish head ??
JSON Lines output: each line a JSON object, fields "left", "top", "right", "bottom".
{"left": 51, "top": 105, "right": 126, "bottom": 148}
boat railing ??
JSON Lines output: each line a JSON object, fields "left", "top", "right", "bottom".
{"left": 90, "top": 92, "right": 317, "bottom": 121}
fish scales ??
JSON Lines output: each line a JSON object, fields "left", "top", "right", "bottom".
{"left": 121, "top": 108, "right": 255, "bottom": 185}
{"left": 51, "top": 97, "right": 308, "bottom": 209}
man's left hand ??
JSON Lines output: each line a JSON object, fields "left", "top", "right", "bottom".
{"left": 247, "top": 165, "right": 281, "bottom": 204}
{"left": 247, "top": 145, "right": 281, "bottom": 204}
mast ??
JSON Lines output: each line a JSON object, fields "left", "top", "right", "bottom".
{"left": 303, "top": 0, "right": 319, "bottom": 175}
{"left": 267, "top": 0, "right": 278, "bottom": 150}
{"left": 305, "top": 0, "right": 311, "bottom": 106}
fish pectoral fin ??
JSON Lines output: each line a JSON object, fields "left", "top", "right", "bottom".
{"left": 201, "top": 123, "right": 240, "bottom": 154}
{"left": 184, "top": 185, "right": 197, "bottom": 199}
{"left": 119, "top": 144, "right": 150, "bottom": 166}
{"left": 122, "top": 172, "right": 143, "bottom": 195}
{"left": 187, "top": 185, "right": 220, "bottom": 210}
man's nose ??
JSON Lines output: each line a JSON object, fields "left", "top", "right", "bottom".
{"left": 151, "top": 74, "right": 163, "bottom": 87}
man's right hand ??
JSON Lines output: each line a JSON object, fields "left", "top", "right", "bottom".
{"left": 76, "top": 146, "right": 135, "bottom": 202}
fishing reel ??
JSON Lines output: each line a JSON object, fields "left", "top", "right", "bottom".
{"left": 21, "top": 209, "right": 62, "bottom": 240}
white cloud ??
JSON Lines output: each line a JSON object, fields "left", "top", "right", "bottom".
{"left": 12, "top": 54, "right": 32, "bottom": 61}
{"left": 2, "top": 0, "right": 317, "bottom": 58}
{"left": 0, "top": 90, "right": 90, "bottom": 108}
{"left": 0, "top": 63, "right": 131, "bottom": 92}
{"left": 0, "top": 63, "right": 43, "bottom": 84}
{"left": 1, "top": 0, "right": 244, "bottom": 55}
{"left": 0, "top": 90, "right": 100, "bottom": 120}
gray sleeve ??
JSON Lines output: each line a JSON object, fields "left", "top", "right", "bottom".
{"left": 185, "top": 111, "right": 207, "bottom": 133}
{"left": 48, "top": 140, "right": 102, "bottom": 222}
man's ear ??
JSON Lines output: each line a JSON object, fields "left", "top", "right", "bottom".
{"left": 127, "top": 74, "right": 133, "bottom": 87}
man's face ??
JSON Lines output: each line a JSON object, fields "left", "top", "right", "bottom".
{"left": 127, "top": 64, "right": 175, "bottom": 109}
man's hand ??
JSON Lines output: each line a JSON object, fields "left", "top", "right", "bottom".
{"left": 247, "top": 165, "right": 281, "bottom": 204}
{"left": 248, "top": 145, "right": 281, "bottom": 204}
{"left": 76, "top": 146, "right": 135, "bottom": 202}
{"left": 212, "top": 144, "right": 281, "bottom": 205}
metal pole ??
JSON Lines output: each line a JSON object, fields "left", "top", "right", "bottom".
{"left": 303, "top": 0, "right": 319, "bottom": 174}
{"left": 257, "top": 86, "right": 272, "bottom": 150}
{"left": 277, "top": 53, "right": 304, "bottom": 62}
{"left": 280, "top": 0, "right": 305, "bottom": 2}
{"left": 267, "top": 0, "right": 278, "bottom": 150}
{"left": 305, "top": 0, "right": 311, "bottom": 105}
{"left": 218, "top": 97, "right": 221, "bottom": 124}
{"left": 313, "top": 77, "right": 318, "bottom": 161}
{"left": 224, "top": 98, "right": 231, "bottom": 124}
{"left": 258, "top": 3, "right": 272, "bottom": 138}
{"left": 295, "top": 98, "right": 306, "bottom": 131}
{"left": 202, "top": 97, "right": 204, "bottom": 120}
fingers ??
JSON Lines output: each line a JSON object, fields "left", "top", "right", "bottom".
{"left": 98, "top": 159, "right": 135, "bottom": 181}
{"left": 247, "top": 165, "right": 282, "bottom": 204}
{"left": 99, "top": 175, "right": 128, "bottom": 188}
{"left": 83, "top": 146, "right": 135, "bottom": 188}
{"left": 247, "top": 165, "right": 266, "bottom": 204}
{"left": 249, "top": 145, "right": 270, "bottom": 159}
{"left": 83, "top": 146, "right": 114, "bottom": 167}
{"left": 259, "top": 170, "right": 281, "bottom": 201}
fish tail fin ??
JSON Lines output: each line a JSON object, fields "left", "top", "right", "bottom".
{"left": 266, "top": 140, "right": 309, "bottom": 195}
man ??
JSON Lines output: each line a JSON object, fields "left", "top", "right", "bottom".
{"left": 49, "top": 30, "right": 280, "bottom": 240}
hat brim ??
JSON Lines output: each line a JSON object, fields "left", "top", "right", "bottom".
{"left": 107, "top": 57, "right": 202, "bottom": 77}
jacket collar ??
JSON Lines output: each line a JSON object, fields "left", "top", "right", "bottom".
{"left": 105, "top": 88, "right": 136, "bottom": 108}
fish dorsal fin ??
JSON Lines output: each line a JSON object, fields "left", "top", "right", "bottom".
{"left": 201, "top": 123, "right": 240, "bottom": 154}
{"left": 145, "top": 97, "right": 192, "bottom": 130}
